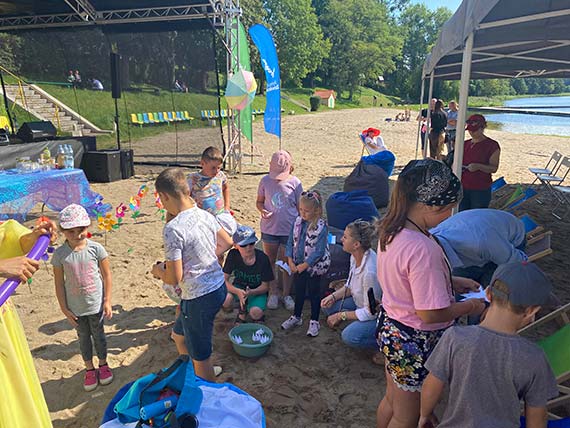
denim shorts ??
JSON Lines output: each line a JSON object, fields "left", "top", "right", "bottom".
{"left": 261, "top": 233, "right": 289, "bottom": 246}
{"left": 173, "top": 283, "right": 226, "bottom": 361}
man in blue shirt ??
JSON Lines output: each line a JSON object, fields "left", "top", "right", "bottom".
{"left": 430, "top": 209, "right": 527, "bottom": 286}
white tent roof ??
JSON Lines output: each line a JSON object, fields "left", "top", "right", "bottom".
{"left": 423, "top": 0, "right": 570, "bottom": 80}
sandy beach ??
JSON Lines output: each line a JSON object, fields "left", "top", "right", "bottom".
{"left": 11, "top": 107, "right": 570, "bottom": 427}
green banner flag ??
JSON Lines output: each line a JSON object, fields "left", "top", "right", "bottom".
{"left": 231, "top": 19, "right": 253, "bottom": 143}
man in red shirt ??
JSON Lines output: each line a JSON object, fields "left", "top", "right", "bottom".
{"left": 459, "top": 114, "right": 501, "bottom": 211}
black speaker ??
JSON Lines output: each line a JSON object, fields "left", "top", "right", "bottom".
{"left": 16, "top": 121, "right": 56, "bottom": 143}
{"left": 81, "top": 150, "right": 122, "bottom": 182}
{"left": 110, "top": 52, "right": 122, "bottom": 99}
{"left": 120, "top": 149, "right": 134, "bottom": 179}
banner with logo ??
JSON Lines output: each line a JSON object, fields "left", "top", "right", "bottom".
{"left": 249, "top": 24, "right": 281, "bottom": 139}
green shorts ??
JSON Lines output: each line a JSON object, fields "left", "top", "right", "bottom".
{"left": 231, "top": 292, "right": 268, "bottom": 311}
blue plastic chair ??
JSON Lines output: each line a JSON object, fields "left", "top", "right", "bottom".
{"left": 201, "top": 110, "right": 207, "bottom": 120}
{"left": 157, "top": 112, "right": 166, "bottom": 123}
{"left": 142, "top": 113, "right": 150, "bottom": 124}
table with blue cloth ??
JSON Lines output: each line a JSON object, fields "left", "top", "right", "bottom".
{"left": 0, "top": 168, "right": 110, "bottom": 221}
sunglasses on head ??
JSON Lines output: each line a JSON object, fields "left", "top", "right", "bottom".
{"left": 239, "top": 242, "right": 255, "bottom": 248}
{"left": 301, "top": 191, "right": 320, "bottom": 200}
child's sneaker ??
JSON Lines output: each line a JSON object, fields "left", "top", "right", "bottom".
{"left": 83, "top": 369, "right": 98, "bottom": 392}
{"left": 283, "top": 296, "right": 295, "bottom": 311}
{"left": 281, "top": 315, "right": 302, "bottom": 330}
{"left": 307, "top": 320, "right": 320, "bottom": 337}
{"left": 98, "top": 364, "right": 114, "bottom": 386}
{"left": 267, "top": 295, "right": 279, "bottom": 310}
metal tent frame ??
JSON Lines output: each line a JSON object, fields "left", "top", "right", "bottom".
{"left": 419, "top": 0, "right": 570, "bottom": 185}
{"left": 0, "top": 0, "right": 244, "bottom": 172}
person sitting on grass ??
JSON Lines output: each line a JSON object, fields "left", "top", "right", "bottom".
{"left": 419, "top": 261, "right": 558, "bottom": 428}
{"left": 222, "top": 225, "right": 274, "bottom": 325}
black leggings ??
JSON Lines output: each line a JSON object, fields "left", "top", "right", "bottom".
{"left": 293, "top": 271, "right": 322, "bottom": 321}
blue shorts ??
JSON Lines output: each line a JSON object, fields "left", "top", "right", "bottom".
{"left": 261, "top": 233, "right": 288, "bottom": 246}
{"left": 173, "top": 284, "right": 226, "bottom": 361}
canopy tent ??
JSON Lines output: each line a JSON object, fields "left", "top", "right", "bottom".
{"left": 0, "top": 0, "right": 247, "bottom": 172}
{"left": 419, "top": 0, "right": 570, "bottom": 182}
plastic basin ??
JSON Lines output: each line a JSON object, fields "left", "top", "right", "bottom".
{"left": 228, "top": 323, "right": 273, "bottom": 358}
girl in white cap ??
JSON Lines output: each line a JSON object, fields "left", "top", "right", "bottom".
{"left": 52, "top": 204, "right": 113, "bottom": 392}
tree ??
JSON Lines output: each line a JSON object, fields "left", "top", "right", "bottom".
{"left": 316, "top": 0, "right": 402, "bottom": 98}
{"left": 263, "top": 0, "right": 330, "bottom": 87}
{"left": 384, "top": 4, "right": 452, "bottom": 101}
{"left": 510, "top": 78, "right": 528, "bottom": 95}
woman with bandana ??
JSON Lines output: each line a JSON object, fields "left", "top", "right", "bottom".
{"left": 374, "top": 159, "right": 486, "bottom": 428}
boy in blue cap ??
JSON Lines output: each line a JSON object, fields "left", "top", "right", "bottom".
{"left": 419, "top": 262, "right": 558, "bottom": 428}
{"left": 222, "top": 225, "right": 274, "bottom": 324}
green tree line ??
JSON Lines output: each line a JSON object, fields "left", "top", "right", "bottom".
{"left": 0, "top": 0, "right": 569, "bottom": 101}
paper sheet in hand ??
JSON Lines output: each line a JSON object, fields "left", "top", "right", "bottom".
{"left": 459, "top": 286, "right": 489, "bottom": 302}
{"left": 275, "top": 260, "right": 292, "bottom": 276}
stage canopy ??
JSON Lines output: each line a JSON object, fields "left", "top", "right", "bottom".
{"left": 0, "top": 1, "right": 227, "bottom": 32}
{"left": 423, "top": 0, "right": 570, "bottom": 80}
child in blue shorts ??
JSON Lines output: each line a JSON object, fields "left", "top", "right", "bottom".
{"left": 222, "top": 225, "right": 274, "bottom": 324}
{"left": 151, "top": 168, "right": 232, "bottom": 381}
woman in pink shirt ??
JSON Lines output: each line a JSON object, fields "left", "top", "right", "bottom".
{"left": 375, "top": 159, "right": 485, "bottom": 428}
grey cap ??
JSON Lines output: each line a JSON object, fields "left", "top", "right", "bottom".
{"left": 489, "top": 262, "right": 552, "bottom": 306}
{"left": 232, "top": 225, "right": 258, "bottom": 246}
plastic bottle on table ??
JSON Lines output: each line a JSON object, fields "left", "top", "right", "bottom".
{"left": 56, "top": 145, "right": 65, "bottom": 169}
{"left": 64, "top": 145, "right": 74, "bottom": 169}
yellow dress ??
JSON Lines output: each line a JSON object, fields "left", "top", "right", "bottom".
{"left": 0, "top": 220, "right": 52, "bottom": 428}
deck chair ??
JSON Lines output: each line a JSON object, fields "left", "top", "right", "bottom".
{"left": 530, "top": 151, "right": 562, "bottom": 184}
{"left": 505, "top": 188, "right": 538, "bottom": 213}
{"left": 519, "top": 303, "right": 570, "bottom": 419}
{"left": 498, "top": 185, "right": 525, "bottom": 210}
{"left": 518, "top": 214, "right": 544, "bottom": 240}
{"left": 359, "top": 133, "right": 371, "bottom": 157}
{"left": 491, "top": 176, "right": 507, "bottom": 193}
{"left": 525, "top": 231, "right": 553, "bottom": 262}
{"left": 536, "top": 156, "right": 570, "bottom": 203}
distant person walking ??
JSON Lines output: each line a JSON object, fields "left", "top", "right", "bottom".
{"left": 446, "top": 100, "right": 458, "bottom": 152}
{"left": 460, "top": 114, "right": 501, "bottom": 211}
{"left": 428, "top": 100, "right": 447, "bottom": 160}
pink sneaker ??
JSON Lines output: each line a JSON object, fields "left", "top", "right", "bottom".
{"left": 98, "top": 364, "right": 114, "bottom": 386}
{"left": 83, "top": 370, "right": 98, "bottom": 392}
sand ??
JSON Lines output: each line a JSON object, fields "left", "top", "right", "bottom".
{"left": 9, "top": 107, "right": 570, "bottom": 427}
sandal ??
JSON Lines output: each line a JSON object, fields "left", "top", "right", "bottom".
{"left": 235, "top": 311, "right": 247, "bottom": 325}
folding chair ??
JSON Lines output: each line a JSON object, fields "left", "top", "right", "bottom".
{"left": 519, "top": 303, "right": 570, "bottom": 419}
{"left": 552, "top": 186, "right": 570, "bottom": 220}
{"left": 518, "top": 214, "right": 544, "bottom": 239}
{"left": 491, "top": 176, "right": 507, "bottom": 193}
{"left": 505, "top": 188, "right": 538, "bottom": 213}
{"left": 525, "top": 231, "right": 553, "bottom": 262}
{"left": 536, "top": 156, "right": 570, "bottom": 203}
{"left": 359, "top": 133, "right": 371, "bottom": 157}
{"left": 529, "top": 151, "right": 562, "bottom": 184}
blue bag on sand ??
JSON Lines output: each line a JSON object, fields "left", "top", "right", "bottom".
{"left": 114, "top": 355, "right": 202, "bottom": 427}
{"left": 326, "top": 190, "right": 379, "bottom": 230}
{"left": 361, "top": 150, "right": 396, "bottom": 177}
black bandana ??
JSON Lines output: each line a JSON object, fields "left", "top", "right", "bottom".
{"left": 400, "top": 159, "right": 463, "bottom": 206}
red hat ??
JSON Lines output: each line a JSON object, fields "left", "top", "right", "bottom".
{"left": 465, "top": 114, "right": 486, "bottom": 131}
{"left": 362, "top": 127, "right": 381, "bottom": 137}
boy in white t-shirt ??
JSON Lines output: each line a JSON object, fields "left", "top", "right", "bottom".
{"left": 152, "top": 168, "right": 232, "bottom": 381}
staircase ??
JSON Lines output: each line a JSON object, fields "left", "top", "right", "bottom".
{"left": 1, "top": 83, "right": 111, "bottom": 136}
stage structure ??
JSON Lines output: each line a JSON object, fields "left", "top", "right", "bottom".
{"left": 0, "top": 0, "right": 245, "bottom": 172}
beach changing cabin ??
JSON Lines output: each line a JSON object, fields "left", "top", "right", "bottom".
{"left": 314, "top": 90, "right": 336, "bottom": 109}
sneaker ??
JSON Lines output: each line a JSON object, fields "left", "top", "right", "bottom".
{"left": 267, "top": 294, "right": 279, "bottom": 310}
{"left": 283, "top": 296, "right": 295, "bottom": 311}
{"left": 307, "top": 320, "right": 320, "bottom": 337}
{"left": 98, "top": 364, "right": 114, "bottom": 386}
{"left": 83, "top": 369, "right": 98, "bottom": 392}
{"left": 281, "top": 315, "right": 303, "bottom": 330}
{"left": 214, "top": 366, "right": 223, "bottom": 377}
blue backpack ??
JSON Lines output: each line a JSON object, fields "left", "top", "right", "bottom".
{"left": 113, "top": 355, "right": 203, "bottom": 427}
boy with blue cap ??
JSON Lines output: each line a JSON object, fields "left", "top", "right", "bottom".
{"left": 222, "top": 225, "right": 274, "bottom": 324}
{"left": 419, "top": 262, "right": 559, "bottom": 428}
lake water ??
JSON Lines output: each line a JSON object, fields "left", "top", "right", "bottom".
{"left": 471, "top": 95, "right": 570, "bottom": 137}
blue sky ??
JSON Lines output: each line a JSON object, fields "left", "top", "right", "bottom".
{"left": 410, "top": 0, "right": 461, "bottom": 12}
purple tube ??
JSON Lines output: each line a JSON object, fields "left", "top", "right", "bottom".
{"left": 0, "top": 234, "right": 50, "bottom": 307}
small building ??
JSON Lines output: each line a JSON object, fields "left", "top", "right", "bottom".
{"left": 313, "top": 89, "right": 336, "bottom": 109}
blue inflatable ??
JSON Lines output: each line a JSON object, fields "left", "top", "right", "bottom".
{"left": 326, "top": 190, "right": 379, "bottom": 230}
{"left": 361, "top": 150, "right": 396, "bottom": 177}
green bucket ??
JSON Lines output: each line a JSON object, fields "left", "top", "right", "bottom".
{"left": 228, "top": 323, "right": 273, "bottom": 358}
